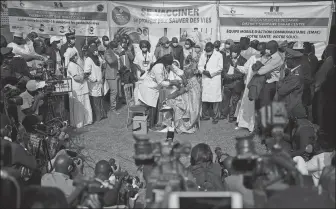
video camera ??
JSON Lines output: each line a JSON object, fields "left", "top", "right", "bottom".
{"left": 225, "top": 102, "right": 304, "bottom": 207}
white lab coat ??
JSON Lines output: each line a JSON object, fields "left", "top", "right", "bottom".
{"left": 198, "top": 51, "right": 223, "bottom": 102}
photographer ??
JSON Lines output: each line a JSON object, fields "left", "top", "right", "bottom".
{"left": 188, "top": 143, "right": 227, "bottom": 191}
{"left": 93, "top": 160, "right": 126, "bottom": 207}
{"left": 41, "top": 154, "right": 81, "bottom": 198}
{"left": 18, "top": 80, "right": 45, "bottom": 124}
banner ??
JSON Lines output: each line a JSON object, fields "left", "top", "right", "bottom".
{"left": 108, "top": 1, "right": 218, "bottom": 53}
{"left": 7, "top": 1, "right": 108, "bottom": 36}
{"left": 108, "top": 1, "right": 217, "bottom": 29}
{"left": 219, "top": 2, "right": 333, "bottom": 43}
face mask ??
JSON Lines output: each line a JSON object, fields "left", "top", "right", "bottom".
{"left": 185, "top": 44, "right": 190, "bottom": 49}
{"left": 195, "top": 48, "right": 201, "bottom": 53}
{"left": 56, "top": 43, "right": 61, "bottom": 49}
{"left": 70, "top": 39, "right": 75, "bottom": 44}
{"left": 265, "top": 49, "right": 271, "bottom": 56}
{"left": 232, "top": 52, "right": 237, "bottom": 58}
{"left": 93, "top": 51, "right": 98, "bottom": 56}
{"left": 164, "top": 43, "right": 170, "bottom": 48}
{"left": 206, "top": 52, "right": 213, "bottom": 56}
{"left": 103, "top": 41, "right": 109, "bottom": 47}
{"left": 225, "top": 44, "right": 231, "bottom": 49}
{"left": 172, "top": 43, "right": 178, "bottom": 47}
{"left": 141, "top": 48, "right": 148, "bottom": 52}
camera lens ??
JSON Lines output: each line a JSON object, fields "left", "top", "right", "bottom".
{"left": 133, "top": 134, "right": 154, "bottom": 166}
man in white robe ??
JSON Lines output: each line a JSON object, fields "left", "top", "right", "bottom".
{"left": 198, "top": 42, "right": 223, "bottom": 124}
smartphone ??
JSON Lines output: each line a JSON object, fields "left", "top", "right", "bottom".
{"left": 168, "top": 192, "right": 243, "bottom": 209}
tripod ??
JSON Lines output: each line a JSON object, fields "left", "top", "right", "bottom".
{"left": 35, "top": 137, "right": 53, "bottom": 173}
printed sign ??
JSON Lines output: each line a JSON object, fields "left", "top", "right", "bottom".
{"left": 7, "top": 1, "right": 108, "bottom": 36}
{"left": 108, "top": 2, "right": 217, "bottom": 29}
{"left": 219, "top": 2, "right": 333, "bottom": 42}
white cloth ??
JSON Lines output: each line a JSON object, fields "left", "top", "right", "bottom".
{"left": 8, "top": 42, "right": 35, "bottom": 67}
{"left": 293, "top": 152, "right": 334, "bottom": 186}
{"left": 240, "top": 47, "right": 259, "bottom": 61}
{"left": 133, "top": 51, "right": 156, "bottom": 76}
{"left": 84, "top": 57, "right": 103, "bottom": 97}
{"left": 67, "top": 61, "right": 92, "bottom": 128}
{"left": 236, "top": 55, "right": 259, "bottom": 132}
{"left": 138, "top": 63, "right": 169, "bottom": 107}
{"left": 198, "top": 50, "right": 223, "bottom": 102}
{"left": 64, "top": 47, "right": 83, "bottom": 69}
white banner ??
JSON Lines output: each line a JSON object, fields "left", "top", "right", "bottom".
{"left": 219, "top": 1, "right": 333, "bottom": 43}
{"left": 108, "top": 1, "right": 217, "bottom": 29}
{"left": 7, "top": 1, "right": 108, "bottom": 36}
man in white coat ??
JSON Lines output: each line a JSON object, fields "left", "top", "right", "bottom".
{"left": 198, "top": 42, "right": 223, "bottom": 124}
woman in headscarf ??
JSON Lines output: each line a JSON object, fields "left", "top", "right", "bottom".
{"left": 133, "top": 40, "right": 156, "bottom": 105}
{"left": 137, "top": 54, "right": 182, "bottom": 129}
{"left": 66, "top": 48, "right": 93, "bottom": 128}
{"left": 183, "top": 38, "right": 198, "bottom": 67}
{"left": 312, "top": 44, "right": 336, "bottom": 148}
{"left": 154, "top": 36, "right": 172, "bottom": 60}
{"left": 164, "top": 62, "right": 202, "bottom": 134}
{"left": 84, "top": 45, "right": 107, "bottom": 122}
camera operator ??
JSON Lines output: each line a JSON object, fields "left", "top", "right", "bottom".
{"left": 93, "top": 160, "right": 128, "bottom": 207}
{"left": 17, "top": 80, "right": 45, "bottom": 125}
{"left": 41, "top": 154, "right": 81, "bottom": 198}
{"left": 188, "top": 143, "right": 227, "bottom": 191}
{"left": 1, "top": 113, "right": 38, "bottom": 185}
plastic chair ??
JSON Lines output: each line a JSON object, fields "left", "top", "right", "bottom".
{"left": 123, "top": 84, "right": 148, "bottom": 128}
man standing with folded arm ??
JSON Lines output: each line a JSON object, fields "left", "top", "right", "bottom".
{"left": 255, "top": 40, "right": 284, "bottom": 109}
{"left": 198, "top": 42, "right": 223, "bottom": 124}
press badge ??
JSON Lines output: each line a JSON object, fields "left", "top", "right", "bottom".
{"left": 143, "top": 61, "right": 149, "bottom": 67}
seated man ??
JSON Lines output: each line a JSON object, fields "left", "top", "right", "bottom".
{"left": 164, "top": 63, "right": 202, "bottom": 134}
{"left": 18, "top": 80, "right": 45, "bottom": 127}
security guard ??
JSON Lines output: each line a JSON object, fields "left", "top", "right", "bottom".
{"left": 277, "top": 48, "right": 315, "bottom": 157}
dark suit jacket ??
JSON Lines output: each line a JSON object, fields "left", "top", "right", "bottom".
{"left": 247, "top": 75, "right": 266, "bottom": 101}
{"left": 104, "top": 48, "right": 119, "bottom": 80}
{"left": 223, "top": 55, "right": 247, "bottom": 93}
{"left": 171, "top": 45, "right": 184, "bottom": 70}
{"left": 45, "top": 47, "right": 58, "bottom": 70}
{"left": 277, "top": 72, "right": 306, "bottom": 119}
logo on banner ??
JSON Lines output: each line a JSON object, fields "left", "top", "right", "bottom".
{"left": 265, "top": 6, "right": 283, "bottom": 16}
{"left": 222, "top": 7, "right": 243, "bottom": 16}
{"left": 112, "top": 6, "right": 131, "bottom": 26}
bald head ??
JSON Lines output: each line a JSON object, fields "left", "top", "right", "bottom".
{"left": 54, "top": 154, "right": 73, "bottom": 174}
{"left": 95, "top": 160, "right": 112, "bottom": 180}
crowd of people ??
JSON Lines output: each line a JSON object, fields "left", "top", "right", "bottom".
{"left": 1, "top": 28, "right": 336, "bottom": 208}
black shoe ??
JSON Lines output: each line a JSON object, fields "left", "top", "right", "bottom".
{"left": 220, "top": 115, "right": 227, "bottom": 120}
{"left": 212, "top": 119, "right": 219, "bottom": 124}
{"left": 201, "top": 117, "right": 211, "bottom": 121}
{"left": 228, "top": 118, "right": 236, "bottom": 123}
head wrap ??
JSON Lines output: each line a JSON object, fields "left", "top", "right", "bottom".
{"left": 225, "top": 39, "right": 234, "bottom": 46}
{"left": 64, "top": 47, "right": 77, "bottom": 62}
{"left": 149, "top": 54, "right": 173, "bottom": 72}
{"left": 172, "top": 59, "right": 180, "bottom": 69}
{"left": 161, "top": 36, "right": 169, "bottom": 44}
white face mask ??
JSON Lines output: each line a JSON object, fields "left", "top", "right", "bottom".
{"left": 265, "top": 49, "right": 271, "bottom": 56}
{"left": 172, "top": 43, "right": 178, "bottom": 47}
{"left": 185, "top": 44, "right": 190, "bottom": 49}
{"left": 232, "top": 52, "right": 238, "bottom": 58}
{"left": 225, "top": 44, "right": 231, "bottom": 49}
{"left": 56, "top": 42, "right": 61, "bottom": 49}
{"left": 141, "top": 48, "right": 148, "bottom": 53}
{"left": 93, "top": 51, "right": 98, "bottom": 56}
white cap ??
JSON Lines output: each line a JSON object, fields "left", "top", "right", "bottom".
{"left": 13, "top": 32, "right": 23, "bottom": 38}
{"left": 50, "top": 36, "right": 61, "bottom": 44}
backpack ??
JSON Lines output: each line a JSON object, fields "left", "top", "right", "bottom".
{"left": 193, "top": 164, "right": 226, "bottom": 191}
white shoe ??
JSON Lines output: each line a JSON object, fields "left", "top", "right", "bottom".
{"left": 235, "top": 126, "right": 242, "bottom": 130}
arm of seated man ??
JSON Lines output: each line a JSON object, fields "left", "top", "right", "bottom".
{"left": 21, "top": 93, "right": 44, "bottom": 116}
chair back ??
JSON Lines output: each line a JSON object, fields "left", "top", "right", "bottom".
{"left": 124, "top": 83, "right": 135, "bottom": 107}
